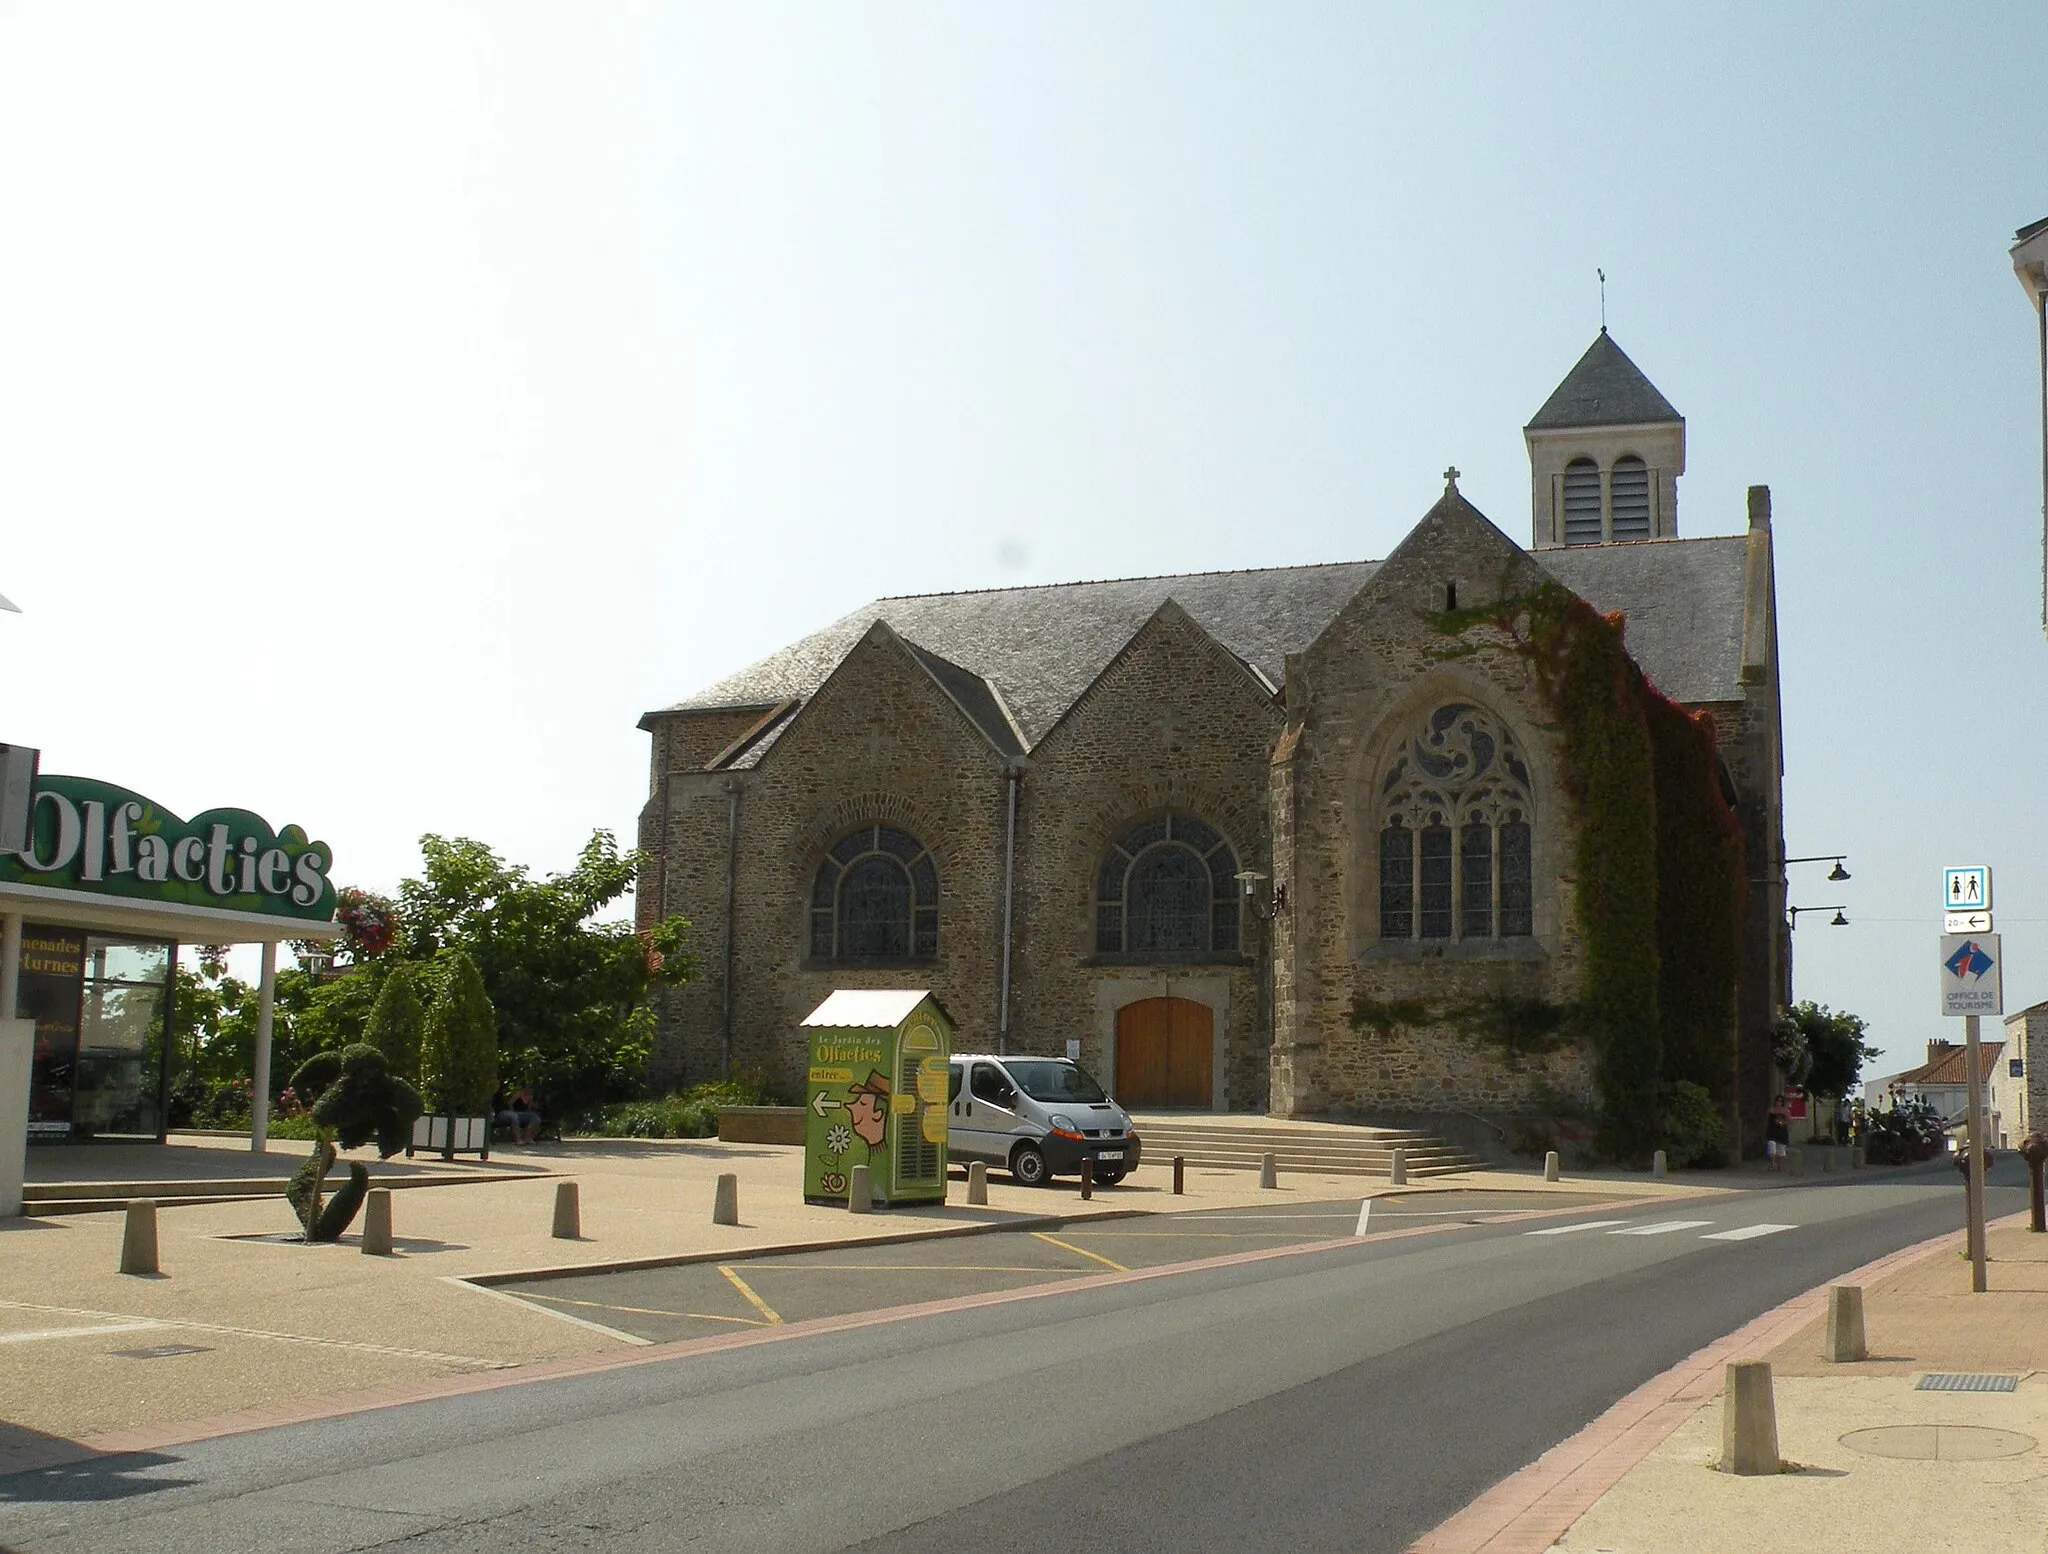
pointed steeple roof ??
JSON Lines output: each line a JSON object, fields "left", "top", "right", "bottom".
{"left": 1526, "top": 330, "right": 1682, "bottom": 431}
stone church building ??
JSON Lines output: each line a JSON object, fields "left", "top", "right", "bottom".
{"left": 637, "top": 333, "right": 1787, "bottom": 1147}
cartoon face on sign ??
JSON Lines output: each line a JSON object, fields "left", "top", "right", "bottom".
{"left": 846, "top": 1070, "right": 890, "bottom": 1148}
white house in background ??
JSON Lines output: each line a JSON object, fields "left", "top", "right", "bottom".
{"left": 1865, "top": 1039, "right": 2004, "bottom": 1143}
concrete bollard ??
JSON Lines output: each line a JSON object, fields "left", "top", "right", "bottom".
{"left": 1719, "top": 1361, "right": 1781, "bottom": 1475}
{"left": 1259, "top": 1152, "right": 1277, "bottom": 1189}
{"left": 1079, "top": 1158, "right": 1094, "bottom": 1200}
{"left": 712, "top": 1172, "right": 740, "bottom": 1226}
{"left": 552, "top": 1181, "right": 581, "bottom": 1239}
{"left": 1789, "top": 1147, "right": 1805, "bottom": 1177}
{"left": 119, "top": 1199, "right": 158, "bottom": 1276}
{"left": 1388, "top": 1148, "right": 1407, "bottom": 1186}
{"left": 1852, "top": 1146, "right": 1866, "bottom": 1170}
{"left": 966, "top": 1161, "right": 988, "bottom": 1205}
{"left": 1652, "top": 1149, "right": 1668, "bottom": 1177}
{"left": 1544, "top": 1150, "right": 1561, "bottom": 1183}
{"left": 1821, "top": 1147, "right": 1836, "bottom": 1174}
{"left": 1172, "top": 1155, "right": 1185, "bottom": 1195}
{"left": 847, "top": 1164, "right": 872, "bottom": 1214}
{"left": 1824, "top": 1285, "right": 1867, "bottom": 1364}
{"left": 361, "top": 1188, "right": 393, "bottom": 1256}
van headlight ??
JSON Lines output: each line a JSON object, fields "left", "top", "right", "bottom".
{"left": 1048, "top": 1113, "right": 1084, "bottom": 1140}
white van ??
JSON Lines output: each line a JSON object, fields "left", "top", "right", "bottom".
{"left": 946, "top": 1053, "right": 1142, "bottom": 1186}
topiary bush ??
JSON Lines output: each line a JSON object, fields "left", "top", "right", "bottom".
{"left": 362, "top": 964, "right": 425, "bottom": 1085}
{"left": 419, "top": 950, "right": 497, "bottom": 1115}
{"left": 1659, "top": 1080, "right": 1728, "bottom": 1168}
{"left": 283, "top": 1044, "right": 423, "bottom": 1241}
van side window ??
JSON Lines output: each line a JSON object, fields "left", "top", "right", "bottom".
{"left": 947, "top": 1064, "right": 963, "bottom": 1103}
{"left": 970, "top": 1063, "right": 1014, "bottom": 1107}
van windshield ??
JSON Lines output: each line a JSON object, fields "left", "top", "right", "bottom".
{"left": 1005, "top": 1060, "right": 1110, "bottom": 1105}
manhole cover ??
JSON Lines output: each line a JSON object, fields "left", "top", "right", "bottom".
{"left": 1918, "top": 1373, "right": 2021, "bottom": 1392}
{"left": 1840, "top": 1425, "right": 2036, "bottom": 1461}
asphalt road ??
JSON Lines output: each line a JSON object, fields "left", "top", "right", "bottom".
{"left": 0, "top": 1160, "right": 2016, "bottom": 1554}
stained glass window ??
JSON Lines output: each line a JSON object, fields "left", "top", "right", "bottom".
{"left": 811, "top": 826, "right": 938, "bottom": 961}
{"left": 1095, "top": 813, "right": 1242, "bottom": 957}
{"left": 1377, "top": 704, "right": 1536, "bottom": 944}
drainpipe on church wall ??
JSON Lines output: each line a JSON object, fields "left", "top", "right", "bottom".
{"left": 722, "top": 780, "right": 739, "bottom": 1077}
{"left": 998, "top": 765, "right": 1019, "bottom": 1056}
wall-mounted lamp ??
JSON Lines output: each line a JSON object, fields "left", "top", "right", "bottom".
{"left": 1234, "top": 869, "right": 1288, "bottom": 920}
{"left": 1787, "top": 904, "right": 1849, "bottom": 930}
{"left": 1785, "top": 853, "right": 1851, "bottom": 883}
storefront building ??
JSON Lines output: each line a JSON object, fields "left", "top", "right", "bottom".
{"left": 1, "top": 764, "right": 340, "bottom": 1176}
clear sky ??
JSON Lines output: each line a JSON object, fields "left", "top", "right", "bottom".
{"left": 2, "top": 3, "right": 2043, "bottom": 1079}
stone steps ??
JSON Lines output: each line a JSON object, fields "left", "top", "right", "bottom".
{"left": 1133, "top": 1120, "right": 1484, "bottom": 1179}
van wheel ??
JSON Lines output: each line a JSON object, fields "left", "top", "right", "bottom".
{"left": 1009, "top": 1142, "right": 1049, "bottom": 1186}
{"left": 1093, "top": 1169, "right": 1126, "bottom": 1187}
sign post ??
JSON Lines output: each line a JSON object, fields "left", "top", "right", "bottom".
{"left": 1940, "top": 900, "right": 2002, "bottom": 1293}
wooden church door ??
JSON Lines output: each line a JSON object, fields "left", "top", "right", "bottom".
{"left": 1114, "top": 996, "right": 1213, "bottom": 1108}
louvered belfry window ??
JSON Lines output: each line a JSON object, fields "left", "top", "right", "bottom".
{"left": 1609, "top": 455, "right": 1651, "bottom": 540}
{"left": 811, "top": 825, "right": 938, "bottom": 961}
{"left": 1562, "top": 458, "right": 1603, "bottom": 544}
{"left": 1377, "top": 704, "right": 1536, "bottom": 943}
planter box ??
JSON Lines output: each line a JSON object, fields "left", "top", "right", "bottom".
{"left": 717, "top": 1106, "right": 805, "bottom": 1145}
{"left": 407, "top": 1113, "right": 491, "bottom": 1161}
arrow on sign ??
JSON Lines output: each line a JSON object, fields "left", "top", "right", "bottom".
{"left": 1946, "top": 911, "right": 1992, "bottom": 933}
{"left": 811, "top": 1091, "right": 842, "bottom": 1117}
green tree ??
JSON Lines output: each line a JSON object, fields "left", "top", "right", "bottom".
{"left": 394, "top": 830, "right": 694, "bottom": 1114}
{"left": 1775, "top": 1000, "right": 1879, "bottom": 1102}
{"left": 361, "top": 964, "right": 424, "bottom": 1083}
{"left": 419, "top": 949, "right": 498, "bottom": 1114}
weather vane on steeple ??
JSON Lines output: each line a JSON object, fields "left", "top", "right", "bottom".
{"left": 1598, "top": 268, "right": 1607, "bottom": 333}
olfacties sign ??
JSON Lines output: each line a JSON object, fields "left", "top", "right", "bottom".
{"left": 0, "top": 774, "right": 336, "bottom": 922}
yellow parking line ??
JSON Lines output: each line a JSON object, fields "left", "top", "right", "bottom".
{"left": 1031, "top": 1232, "right": 1128, "bottom": 1272}
{"left": 718, "top": 1264, "right": 784, "bottom": 1325}
{"left": 741, "top": 1264, "right": 1070, "bottom": 1274}
{"left": 520, "top": 1291, "right": 766, "bottom": 1327}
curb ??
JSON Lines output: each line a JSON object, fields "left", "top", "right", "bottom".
{"left": 1407, "top": 1208, "right": 2030, "bottom": 1554}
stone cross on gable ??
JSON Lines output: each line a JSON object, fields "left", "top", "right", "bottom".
{"left": 1443, "top": 466, "right": 1460, "bottom": 490}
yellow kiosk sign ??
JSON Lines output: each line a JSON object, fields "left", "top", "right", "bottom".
{"left": 799, "top": 989, "right": 952, "bottom": 1207}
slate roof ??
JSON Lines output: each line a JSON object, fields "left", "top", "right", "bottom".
{"left": 1525, "top": 331, "right": 1683, "bottom": 431}
{"left": 657, "top": 530, "right": 1756, "bottom": 763}
{"left": 1540, "top": 537, "right": 1750, "bottom": 705}
{"left": 670, "top": 560, "right": 1380, "bottom": 749}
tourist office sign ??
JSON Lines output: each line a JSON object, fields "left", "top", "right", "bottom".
{"left": 0, "top": 774, "right": 336, "bottom": 922}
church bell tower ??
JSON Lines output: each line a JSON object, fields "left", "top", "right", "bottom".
{"left": 1524, "top": 331, "right": 1686, "bottom": 549}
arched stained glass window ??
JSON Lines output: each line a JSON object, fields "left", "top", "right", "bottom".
{"left": 1096, "top": 813, "right": 1240, "bottom": 958}
{"left": 810, "top": 825, "right": 938, "bottom": 961}
{"left": 1376, "top": 704, "right": 1534, "bottom": 943}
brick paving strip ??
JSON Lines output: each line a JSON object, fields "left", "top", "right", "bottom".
{"left": 27, "top": 1189, "right": 1678, "bottom": 1474}
{"left": 1405, "top": 1209, "right": 2028, "bottom": 1554}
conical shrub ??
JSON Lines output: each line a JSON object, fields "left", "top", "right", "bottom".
{"left": 362, "top": 965, "right": 425, "bottom": 1084}
{"left": 419, "top": 950, "right": 498, "bottom": 1114}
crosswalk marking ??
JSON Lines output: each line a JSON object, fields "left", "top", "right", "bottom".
{"left": 1608, "top": 1220, "right": 1717, "bottom": 1236}
{"left": 1700, "top": 1223, "right": 1798, "bottom": 1241}
{"left": 1523, "top": 1220, "right": 1627, "bottom": 1236}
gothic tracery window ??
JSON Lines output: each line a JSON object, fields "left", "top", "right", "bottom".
{"left": 810, "top": 825, "right": 937, "bottom": 961}
{"left": 1377, "top": 704, "right": 1534, "bottom": 943}
{"left": 1096, "top": 813, "right": 1240, "bottom": 957}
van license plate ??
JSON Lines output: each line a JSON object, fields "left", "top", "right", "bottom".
{"left": 1096, "top": 1150, "right": 1124, "bottom": 1161}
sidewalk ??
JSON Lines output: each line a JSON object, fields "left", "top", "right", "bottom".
{"left": 0, "top": 1135, "right": 1699, "bottom": 1462}
{"left": 1420, "top": 1211, "right": 2048, "bottom": 1554}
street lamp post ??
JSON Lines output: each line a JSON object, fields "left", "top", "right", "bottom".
{"left": 2012, "top": 217, "right": 2048, "bottom": 638}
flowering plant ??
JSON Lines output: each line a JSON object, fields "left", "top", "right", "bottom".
{"left": 335, "top": 887, "right": 398, "bottom": 960}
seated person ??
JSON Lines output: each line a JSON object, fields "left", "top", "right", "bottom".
{"left": 497, "top": 1087, "right": 543, "bottom": 1144}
